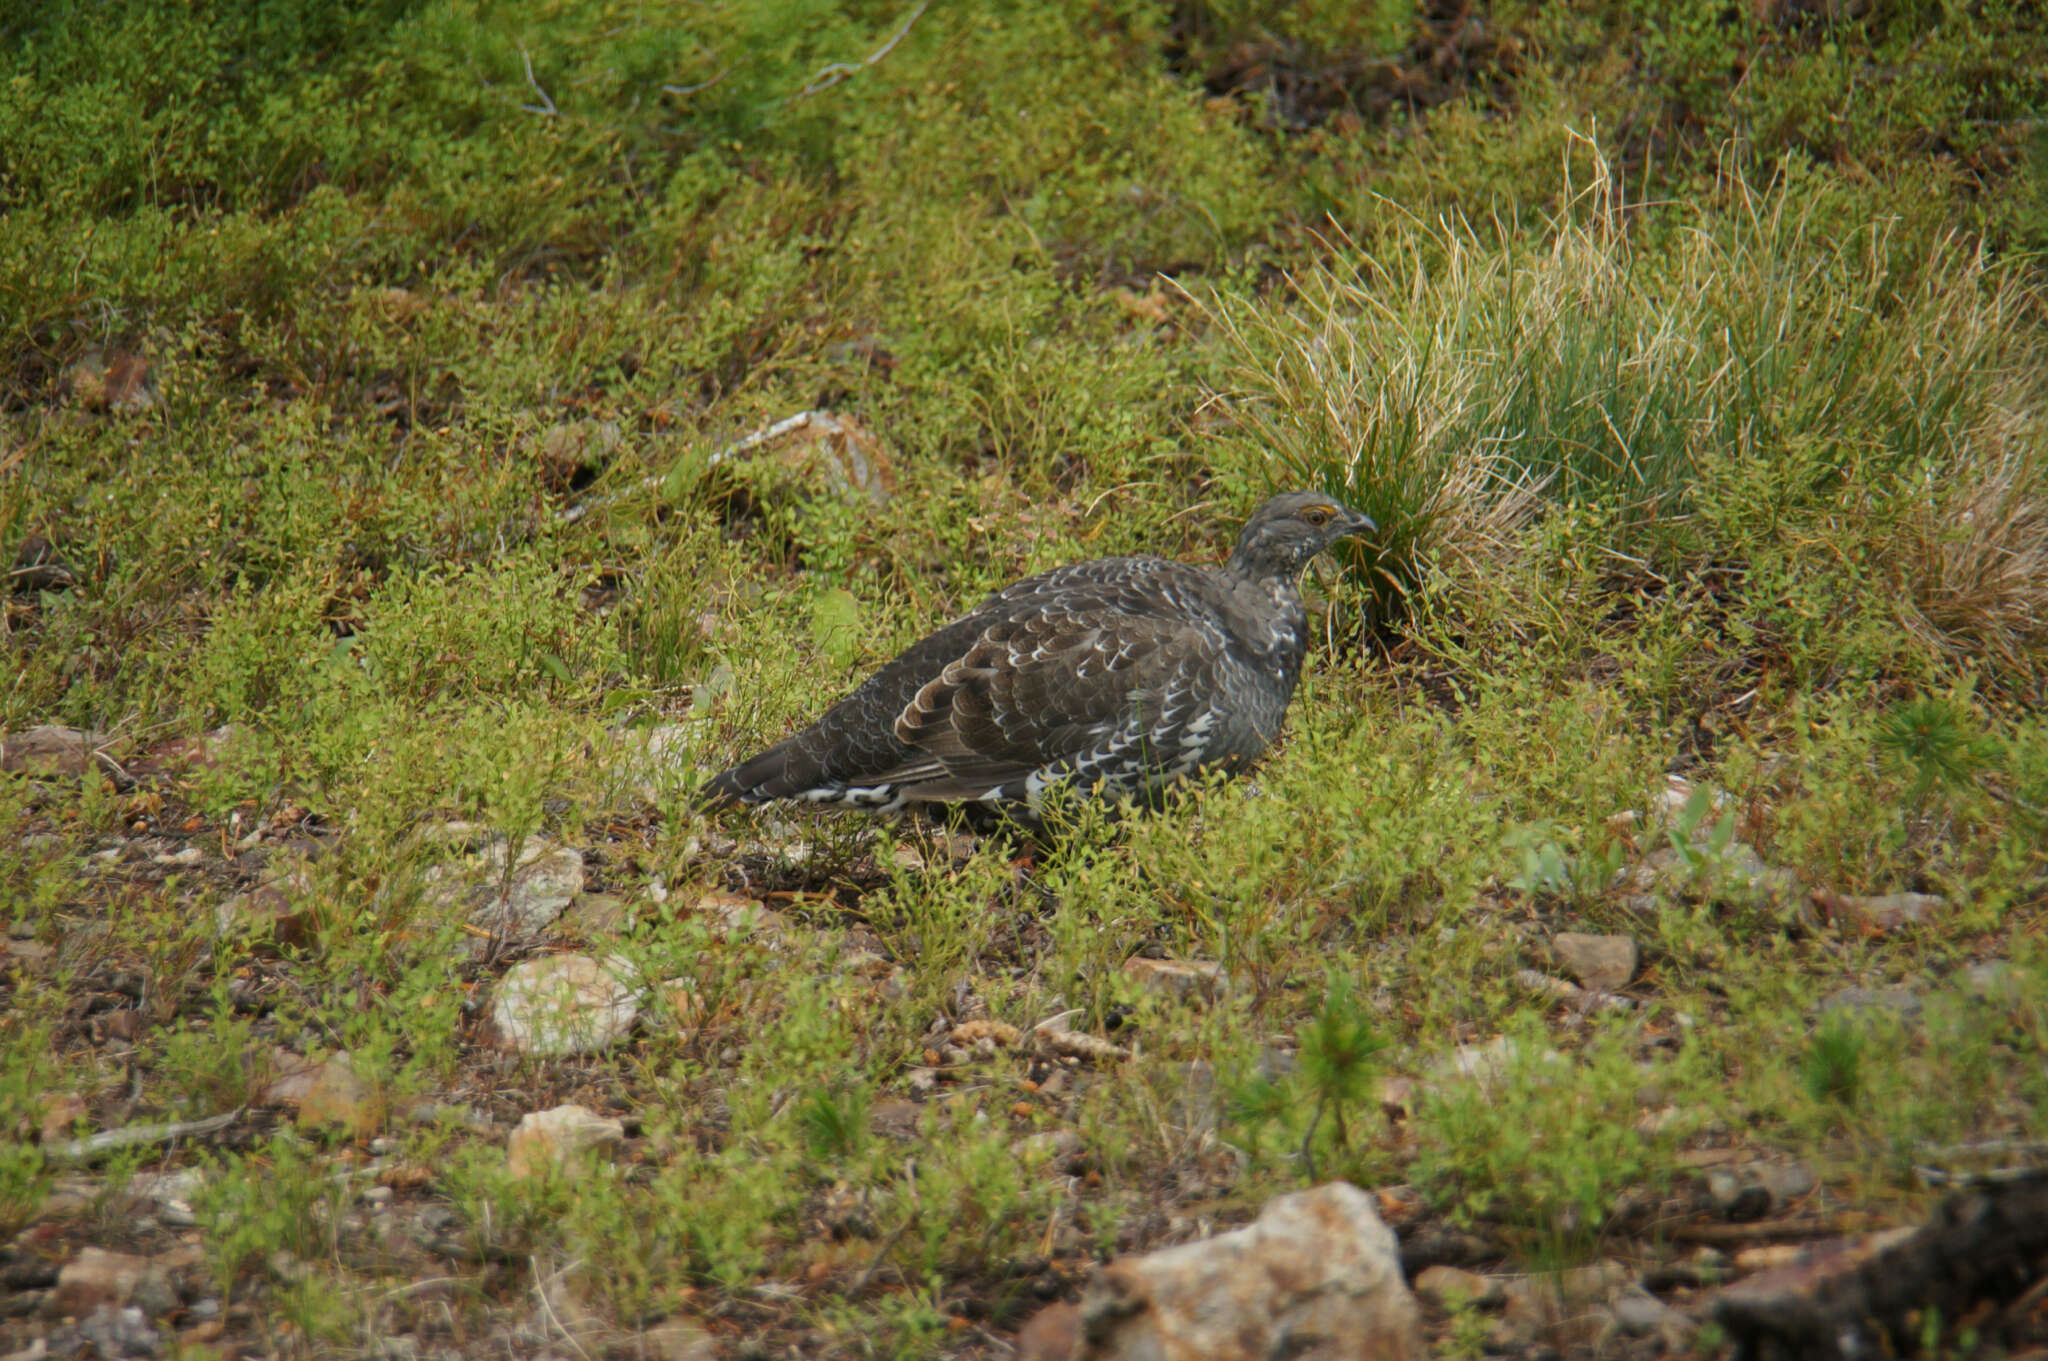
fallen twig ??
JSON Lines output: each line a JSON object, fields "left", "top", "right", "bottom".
{"left": 556, "top": 409, "right": 839, "bottom": 525}
{"left": 794, "top": 3, "right": 928, "bottom": 99}
{"left": 46, "top": 1107, "right": 244, "bottom": 1163}
{"left": 848, "top": 1213, "right": 917, "bottom": 1296}
{"left": 519, "top": 46, "right": 557, "bottom": 117}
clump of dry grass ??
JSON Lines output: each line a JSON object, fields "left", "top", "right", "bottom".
{"left": 1195, "top": 138, "right": 2048, "bottom": 685}
{"left": 1896, "top": 434, "right": 2048, "bottom": 691}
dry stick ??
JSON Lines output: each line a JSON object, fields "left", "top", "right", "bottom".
{"left": 848, "top": 1213, "right": 919, "bottom": 1297}
{"left": 794, "top": 2, "right": 929, "bottom": 100}
{"left": 46, "top": 1107, "right": 244, "bottom": 1164}
{"left": 661, "top": 69, "right": 728, "bottom": 97}
{"left": 556, "top": 409, "right": 836, "bottom": 526}
{"left": 518, "top": 46, "right": 557, "bottom": 117}
{"left": 1299, "top": 1093, "right": 1325, "bottom": 1184}
{"left": 530, "top": 1256, "right": 595, "bottom": 1361}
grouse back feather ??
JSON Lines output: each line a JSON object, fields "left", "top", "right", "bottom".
{"left": 701, "top": 491, "right": 1375, "bottom": 812}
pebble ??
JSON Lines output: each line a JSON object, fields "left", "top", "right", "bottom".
{"left": 491, "top": 953, "right": 640, "bottom": 1057}
{"left": 505, "top": 1103, "right": 626, "bottom": 1181}
{"left": 1550, "top": 932, "right": 1639, "bottom": 992}
{"left": 1612, "top": 1286, "right": 1697, "bottom": 1339}
{"left": 1414, "top": 1264, "right": 1501, "bottom": 1308}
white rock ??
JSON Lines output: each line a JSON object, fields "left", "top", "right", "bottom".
{"left": 506, "top": 1103, "right": 625, "bottom": 1181}
{"left": 492, "top": 954, "right": 639, "bottom": 1056}
{"left": 1071, "top": 1181, "right": 1423, "bottom": 1360}
{"left": 1122, "top": 956, "right": 1229, "bottom": 1004}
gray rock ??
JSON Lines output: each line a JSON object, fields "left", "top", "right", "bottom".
{"left": 471, "top": 846, "right": 584, "bottom": 942}
{"left": 1811, "top": 889, "right": 1947, "bottom": 932}
{"left": 1756, "top": 1159, "right": 1817, "bottom": 1206}
{"left": 0, "top": 725, "right": 112, "bottom": 777}
{"left": 422, "top": 838, "right": 585, "bottom": 958}
{"left": 1961, "top": 961, "right": 2023, "bottom": 1002}
{"left": 1623, "top": 840, "right": 1801, "bottom": 904}
{"left": 1705, "top": 1168, "right": 1771, "bottom": 1221}
{"left": 1072, "top": 1182, "right": 1423, "bottom": 1360}
{"left": 76, "top": 1302, "right": 159, "bottom": 1358}
{"left": 1612, "top": 1286, "right": 1697, "bottom": 1341}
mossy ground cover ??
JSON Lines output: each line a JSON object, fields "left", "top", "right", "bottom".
{"left": 3, "top": 2, "right": 2047, "bottom": 1357}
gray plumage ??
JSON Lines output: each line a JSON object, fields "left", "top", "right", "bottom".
{"left": 701, "top": 491, "right": 1376, "bottom": 813}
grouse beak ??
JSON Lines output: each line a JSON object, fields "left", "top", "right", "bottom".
{"left": 1339, "top": 508, "right": 1377, "bottom": 540}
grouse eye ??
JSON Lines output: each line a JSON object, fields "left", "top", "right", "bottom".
{"left": 1300, "top": 505, "right": 1334, "bottom": 527}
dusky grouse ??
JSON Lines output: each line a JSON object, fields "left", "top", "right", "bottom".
{"left": 701, "top": 490, "right": 1375, "bottom": 813}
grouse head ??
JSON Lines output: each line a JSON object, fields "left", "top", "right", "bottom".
{"left": 1226, "top": 490, "right": 1377, "bottom": 584}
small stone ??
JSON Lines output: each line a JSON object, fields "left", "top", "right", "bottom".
{"left": 1075, "top": 1182, "right": 1422, "bottom": 1360}
{"left": 214, "top": 880, "right": 314, "bottom": 949}
{"left": 1414, "top": 1265, "right": 1500, "bottom": 1308}
{"left": 632, "top": 1318, "right": 719, "bottom": 1361}
{"left": 38, "top": 1091, "right": 88, "bottom": 1143}
{"left": 1431, "top": 1035, "right": 1560, "bottom": 1094}
{"left": 0, "top": 725, "right": 110, "bottom": 777}
{"left": 1612, "top": 1286, "right": 1697, "bottom": 1340}
{"left": 64, "top": 348, "right": 156, "bottom": 413}
{"left": 505, "top": 1104, "right": 625, "bottom": 1181}
{"left": 150, "top": 847, "right": 204, "bottom": 868}
{"left": 1013, "top": 1128, "right": 1084, "bottom": 1164}
{"left": 1705, "top": 1167, "right": 1771, "bottom": 1221}
{"left": 1756, "top": 1159, "right": 1817, "bottom": 1207}
{"left": 75, "top": 1302, "right": 160, "bottom": 1357}
{"left": 1962, "top": 961, "right": 2023, "bottom": 1002}
{"left": 694, "top": 891, "right": 786, "bottom": 942}
{"left": 492, "top": 953, "right": 639, "bottom": 1056}
{"left": 127, "top": 1168, "right": 206, "bottom": 1228}
{"left": 1811, "top": 888, "right": 1947, "bottom": 933}
{"left": 1121, "top": 956, "right": 1228, "bottom": 1003}
{"left": 295, "top": 1052, "right": 385, "bottom": 1138}
{"left": 1550, "top": 932, "right": 1639, "bottom": 992}
{"left": 5, "top": 937, "right": 56, "bottom": 972}
{"left": 34, "top": 1176, "right": 96, "bottom": 1222}
{"left": 48, "top": 1248, "right": 152, "bottom": 1318}
{"left": 259, "top": 1047, "right": 325, "bottom": 1105}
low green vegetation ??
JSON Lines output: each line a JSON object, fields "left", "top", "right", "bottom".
{"left": 3, "top": 1, "right": 2045, "bottom": 1356}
